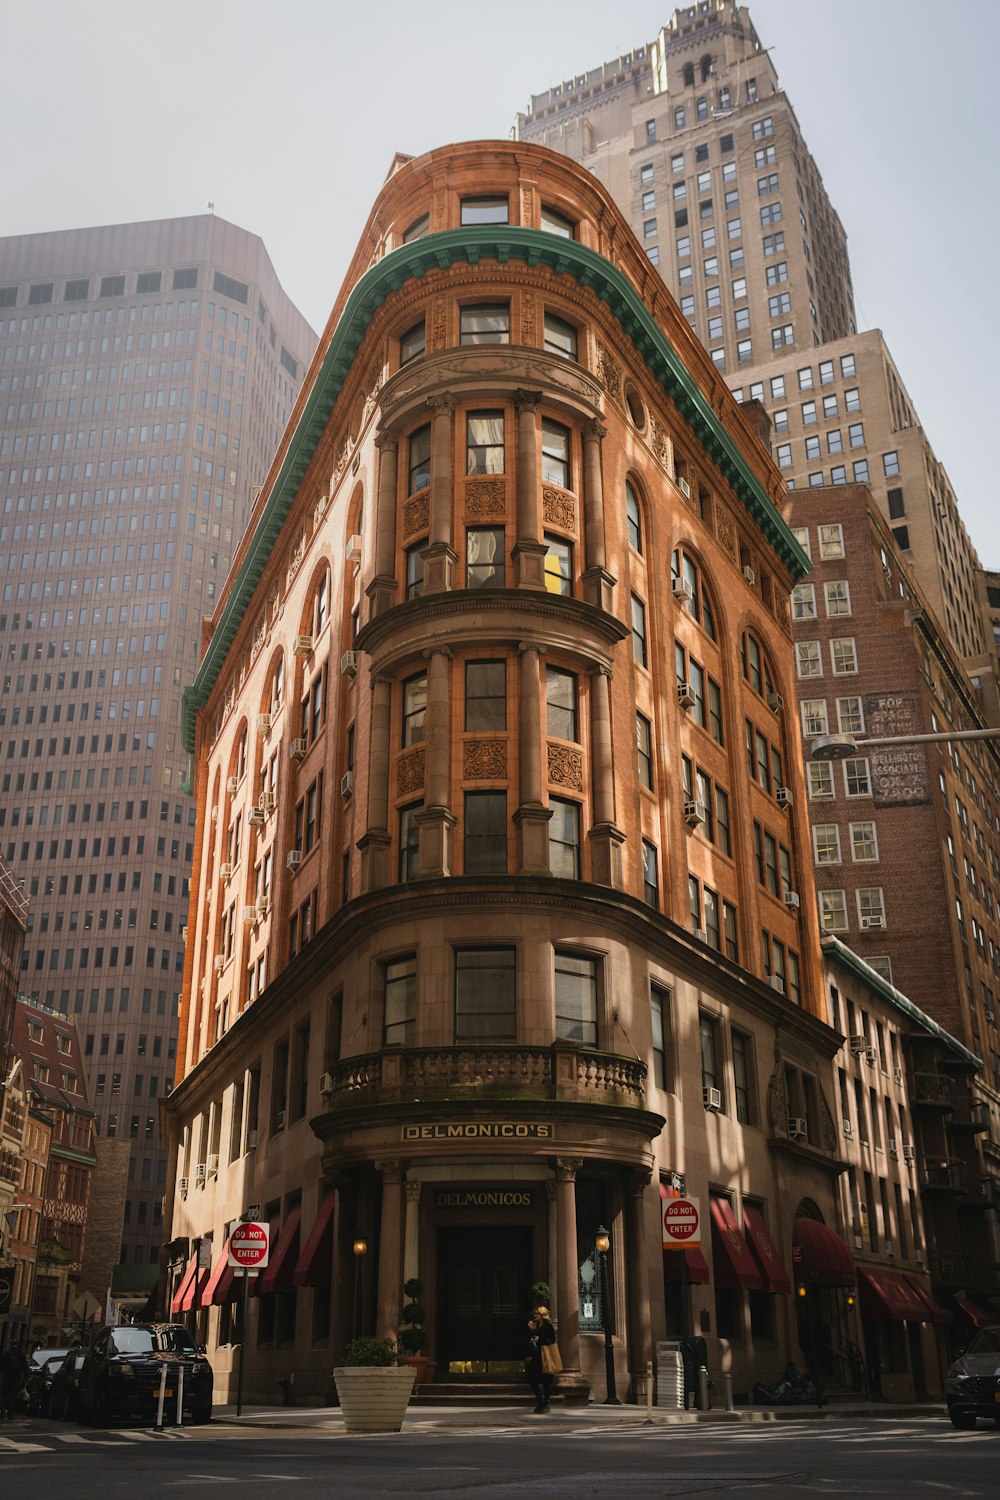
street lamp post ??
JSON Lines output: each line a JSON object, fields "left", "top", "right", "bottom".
{"left": 594, "top": 1226, "right": 620, "bottom": 1405}
{"left": 810, "top": 727, "right": 1000, "bottom": 761}
{"left": 352, "top": 1236, "right": 367, "bottom": 1342}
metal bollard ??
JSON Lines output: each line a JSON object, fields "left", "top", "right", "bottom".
{"left": 155, "top": 1365, "right": 167, "bottom": 1429}
{"left": 724, "top": 1372, "right": 734, "bottom": 1411}
{"left": 176, "top": 1364, "right": 184, "bottom": 1427}
{"left": 645, "top": 1361, "right": 654, "bottom": 1425}
{"left": 697, "top": 1364, "right": 710, "bottom": 1411}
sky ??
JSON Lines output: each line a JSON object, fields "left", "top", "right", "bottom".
{"left": 4, "top": 0, "right": 998, "bottom": 560}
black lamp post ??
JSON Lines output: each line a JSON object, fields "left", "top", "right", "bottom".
{"left": 352, "top": 1235, "right": 368, "bottom": 1341}
{"left": 594, "top": 1225, "right": 620, "bottom": 1405}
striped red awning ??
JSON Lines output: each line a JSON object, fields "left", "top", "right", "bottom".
{"left": 170, "top": 1253, "right": 208, "bottom": 1314}
{"left": 710, "top": 1197, "right": 762, "bottom": 1290}
{"left": 742, "top": 1203, "right": 791, "bottom": 1295}
{"left": 258, "top": 1206, "right": 302, "bottom": 1297}
{"left": 201, "top": 1250, "right": 231, "bottom": 1308}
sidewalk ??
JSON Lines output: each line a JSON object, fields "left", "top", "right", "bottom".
{"left": 213, "top": 1398, "right": 946, "bottom": 1432}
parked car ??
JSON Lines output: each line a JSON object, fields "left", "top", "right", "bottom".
{"left": 77, "top": 1324, "right": 213, "bottom": 1426}
{"left": 49, "top": 1349, "right": 89, "bottom": 1421}
{"left": 945, "top": 1325, "right": 1000, "bottom": 1428}
{"left": 25, "top": 1346, "right": 73, "bottom": 1416}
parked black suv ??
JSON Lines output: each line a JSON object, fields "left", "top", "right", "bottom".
{"left": 77, "top": 1324, "right": 213, "bottom": 1425}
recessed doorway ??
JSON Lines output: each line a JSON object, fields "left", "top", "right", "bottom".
{"left": 437, "top": 1225, "right": 533, "bottom": 1374}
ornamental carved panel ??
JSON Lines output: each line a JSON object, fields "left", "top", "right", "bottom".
{"left": 649, "top": 417, "right": 669, "bottom": 469}
{"left": 596, "top": 343, "right": 622, "bottom": 401}
{"left": 397, "top": 747, "right": 426, "bottom": 797}
{"left": 463, "top": 739, "right": 507, "bottom": 780}
{"left": 402, "top": 494, "right": 430, "bottom": 537}
{"left": 286, "top": 531, "right": 306, "bottom": 586}
{"left": 542, "top": 488, "right": 577, "bottom": 533}
{"left": 520, "top": 289, "right": 536, "bottom": 346}
{"left": 465, "top": 480, "right": 507, "bottom": 519}
{"left": 715, "top": 505, "right": 737, "bottom": 560}
{"left": 547, "top": 743, "right": 583, "bottom": 791}
{"left": 431, "top": 295, "right": 447, "bottom": 352}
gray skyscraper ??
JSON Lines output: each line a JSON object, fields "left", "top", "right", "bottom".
{"left": 0, "top": 213, "right": 315, "bottom": 1272}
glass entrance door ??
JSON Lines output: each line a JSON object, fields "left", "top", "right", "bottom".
{"left": 438, "top": 1226, "right": 532, "bottom": 1374}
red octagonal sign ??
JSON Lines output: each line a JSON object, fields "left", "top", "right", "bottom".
{"left": 227, "top": 1220, "right": 270, "bottom": 1270}
{"left": 663, "top": 1196, "right": 701, "bottom": 1249}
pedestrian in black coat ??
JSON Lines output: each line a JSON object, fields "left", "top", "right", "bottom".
{"left": 526, "top": 1306, "right": 557, "bottom": 1413}
{"left": 1, "top": 1343, "right": 29, "bottom": 1419}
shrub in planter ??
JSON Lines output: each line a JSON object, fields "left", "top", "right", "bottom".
{"left": 529, "top": 1281, "right": 552, "bottom": 1310}
{"left": 399, "top": 1278, "right": 435, "bottom": 1386}
{"left": 335, "top": 1337, "right": 414, "bottom": 1433}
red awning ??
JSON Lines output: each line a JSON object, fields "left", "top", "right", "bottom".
{"left": 663, "top": 1247, "right": 710, "bottom": 1285}
{"left": 201, "top": 1250, "right": 231, "bottom": 1308}
{"left": 903, "top": 1275, "right": 948, "bottom": 1325}
{"left": 211, "top": 1259, "right": 240, "bottom": 1305}
{"left": 859, "top": 1266, "right": 927, "bottom": 1322}
{"left": 954, "top": 1294, "right": 997, "bottom": 1328}
{"left": 710, "top": 1197, "right": 762, "bottom": 1290}
{"left": 293, "top": 1188, "right": 337, "bottom": 1288}
{"left": 141, "top": 1274, "right": 161, "bottom": 1320}
{"left": 170, "top": 1252, "right": 208, "bottom": 1314}
{"left": 250, "top": 1216, "right": 281, "bottom": 1298}
{"left": 742, "top": 1203, "right": 792, "bottom": 1295}
{"left": 792, "top": 1218, "right": 856, "bottom": 1288}
{"left": 258, "top": 1206, "right": 302, "bottom": 1297}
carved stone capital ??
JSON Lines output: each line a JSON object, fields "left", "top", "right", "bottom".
{"left": 404, "top": 1180, "right": 422, "bottom": 1204}
{"left": 421, "top": 644, "right": 454, "bottom": 661}
{"left": 426, "top": 393, "right": 456, "bottom": 414}
{"left": 588, "top": 663, "right": 612, "bottom": 680}
{"left": 517, "top": 640, "right": 547, "bottom": 656}
{"left": 626, "top": 1171, "right": 652, "bottom": 1197}
{"left": 582, "top": 419, "right": 608, "bottom": 444}
{"left": 545, "top": 1179, "right": 558, "bottom": 1203}
{"left": 515, "top": 388, "right": 543, "bottom": 413}
{"left": 374, "top": 429, "right": 399, "bottom": 452}
{"left": 374, "top": 1159, "right": 403, "bottom": 1182}
{"left": 555, "top": 1157, "right": 584, "bottom": 1182}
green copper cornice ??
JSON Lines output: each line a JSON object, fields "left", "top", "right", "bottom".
{"left": 181, "top": 226, "right": 807, "bottom": 753}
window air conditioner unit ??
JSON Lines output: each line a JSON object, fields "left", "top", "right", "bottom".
{"left": 914, "top": 1250, "right": 924, "bottom": 1267}
{"left": 703, "top": 1086, "right": 722, "bottom": 1113}
{"left": 346, "top": 534, "right": 363, "bottom": 565}
{"left": 256, "top": 713, "right": 271, "bottom": 735}
{"left": 290, "top": 737, "right": 308, "bottom": 762}
{"left": 194, "top": 1162, "right": 206, "bottom": 1183}
{"left": 888, "top": 1139, "right": 898, "bottom": 1159}
{"left": 860, "top": 913, "right": 885, "bottom": 930}
{"left": 849, "top": 1034, "right": 867, "bottom": 1056}
{"left": 286, "top": 849, "right": 303, "bottom": 871}
{"left": 241, "top": 905, "right": 257, "bottom": 924}
{"left": 207, "top": 1153, "right": 219, "bottom": 1176}
{"left": 320, "top": 1072, "right": 334, "bottom": 1095}
{"left": 220, "top": 862, "right": 233, "bottom": 881}
{"left": 766, "top": 974, "right": 785, "bottom": 994}
{"left": 742, "top": 565, "right": 756, "bottom": 586}
{"left": 864, "top": 1045, "right": 878, "bottom": 1065}
{"left": 275, "top": 1110, "right": 285, "bottom": 1131}
{"left": 256, "top": 895, "right": 270, "bottom": 916}
{"left": 341, "top": 650, "right": 359, "bottom": 678}
{"left": 213, "top": 954, "right": 225, "bottom": 974}
{"left": 246, "top": 1130, "right": 257, "bottom": 1151}
{"left": 767, "top": 691, "right": 784, "bottom": 713}
{"left": 693, "top": 928, "right": 709, "bottom": 944}
{"left": 341, "top": 771, "right": 354, "bottom": 799}
{"left": 776, "top": 785, "right": 793, "bottom": 810}
{"left": 788, "top": 1116, "right": 807, "bottom": 1140}
{"left": 677, "top": 681, "right": 697, "bottom": 709}
{"left": 783, "top": 890, "right": 800, "bottom": 910}
{"left": 259, "top": 791, "right": 276, "bottom": 814}
{"left": 678, "top": 476, "right": 691, "bottom": 498}
{"left": 902, "top": 1144, "right": 915, "bottom": 1163}
{"left": 178, "top": 1176, "right": 188, "bottom": 1196}
{"left": 884, "top": 1237, "right": 895, "bottom": 1258}
{"left": 683, "top": 798, "right": 705, "bottom": 830}
{"left": 293, "top": 635, "right": 313, "bottom": 657}
{"left": 248, "top": 806, "right": 265, "bottom": 828}
{"left": 672, "top": 577, "right": 695, "bottom": 603}
{"left": 893, "top": 1066, "right": 903, "bottom": 1086}
{"left": 852, "top": 1232, "right": 864, "bottom": 1250}
{"left": 226, "top": 775, "right": 239, "bottom": 794}
{"left": 843, "top": 1117, "right": 853, "bottom": 1138}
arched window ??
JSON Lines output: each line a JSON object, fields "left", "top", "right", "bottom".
{"left": 266, "top": 653, "right": 285, "bottom": 714}
{"left": 626, "top": 480, "right": 643, "bottom": 554}
{"left": 671, "top": 547, "right": 716, "bottom": 639}
{"left": 700, "top": 54, "right": 713, "bottom": 84}
{"left": 682, "top": 62, "right": 695, "bottom": 87}
{"left": 313, "top": 567, "right": 330, "bottom": 636}
{"left": 740, "top": 630, "right": 776, "bottom": 700}
{"left": 234, "top": 725, "right": 248, "bottom": 783}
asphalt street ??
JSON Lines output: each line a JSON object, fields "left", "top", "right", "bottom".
{"left": 0, "top": 1413, "right": 997, "bottom": 1497}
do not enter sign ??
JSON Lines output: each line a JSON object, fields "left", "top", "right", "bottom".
{"left": 227, "top": 1220, "right": 270, "bottom": 1270}
{"left": 663, "top": 1195, "right": 701, "bottom": 1250}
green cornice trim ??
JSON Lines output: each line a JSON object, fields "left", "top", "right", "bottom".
{"left": 182, "top": 226, "right": 808, "bottom": 751}
{"left": 821, "top": 934, "right": 981, "bottom": 1070}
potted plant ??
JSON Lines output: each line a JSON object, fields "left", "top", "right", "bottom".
{"left": 398, "top": 1278, "right": 435, "bottom": 1387}
{"left": 529, "top": 1280, "right": 552, "bottom": 1311}
{"left": 334, "top": 1336, "right": 415, "bottom": 1433}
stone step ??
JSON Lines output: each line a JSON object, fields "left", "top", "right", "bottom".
{"left": 411, "top": 1382, "right": 549, "bottom": 1407}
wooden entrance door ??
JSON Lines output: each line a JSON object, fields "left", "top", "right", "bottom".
{"left": 438, "top": 1226, "right": 532, "bottom": 1373}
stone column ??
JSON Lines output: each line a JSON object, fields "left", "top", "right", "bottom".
{"left": 359, "top": 673, "right": 392, "bottom": 891}
{"left": 368, "top": 430, "right": 399, "bottom": 615}
{"left": 513, "top": 642, "right": 551, "bottom": 874}
{"left": 580, "top": 420, "right": 615, "bottom": 611}
{"left": 546, "top": 1178, "right": 559, "bottom": 1317}
{"left": 375, "top": 1160, "right": 404, "bottom": 1340}
{"left": 625, "top": 1173, "right": 653, "bottom": 1404}
{"left": 422, "top": 394, "right": 457, "bottom": 594}
{"left": 417, "top": 646, "right": 456, "bottom": 876}
{"left": 587, "top": 665, "right": 625, "bottom": 888}
{"left": 512, "top": 389, "right": 546, "bottom": 588}
{"left": 555, "top": 1158, "right": 583, "bottom": 1373}
{"left": 403, "top": 1179, "right": 422, "bottom": 1288}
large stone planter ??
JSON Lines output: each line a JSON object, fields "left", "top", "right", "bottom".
{"left": 334, "top": 1365, "right": 415, "bottom": 1433}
